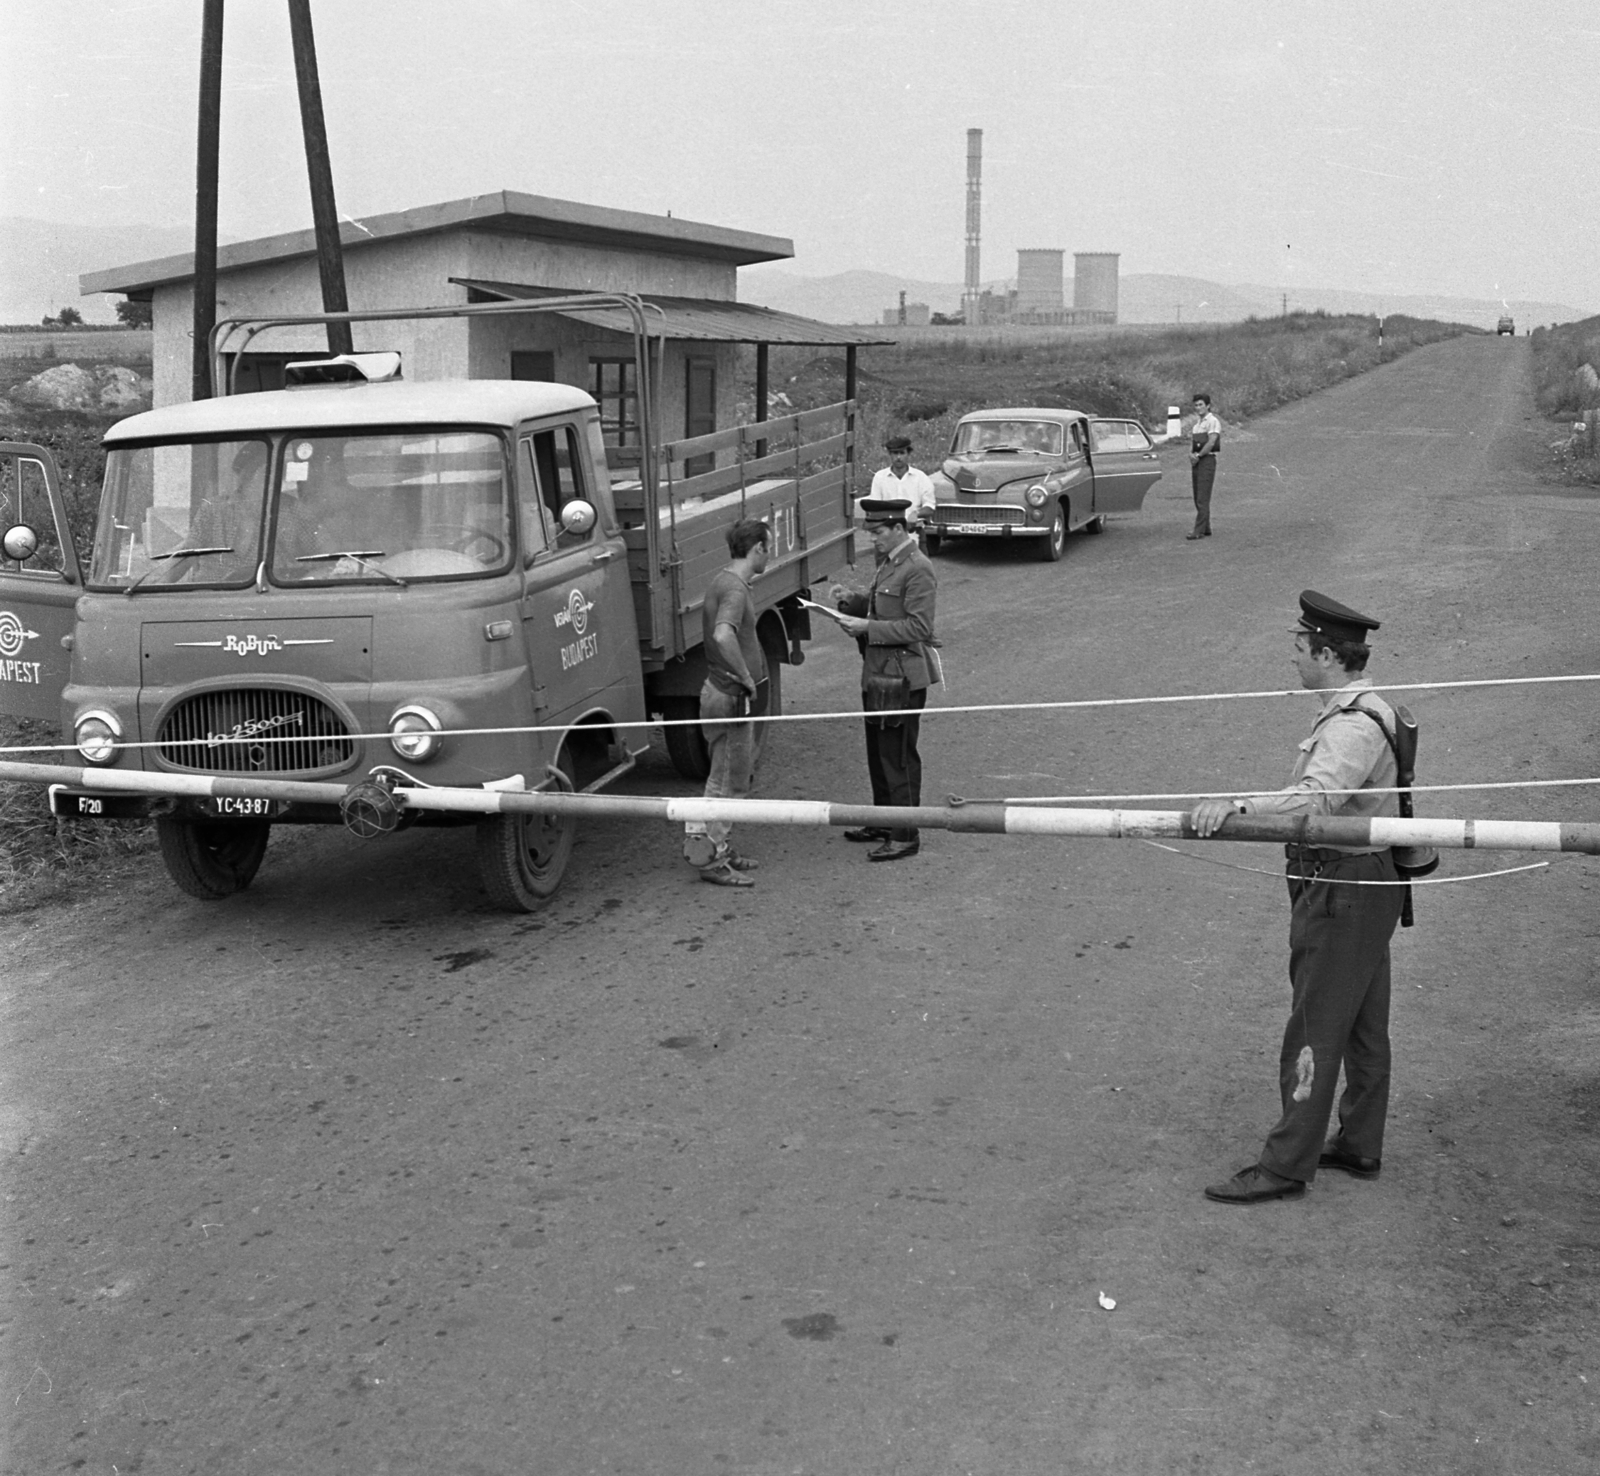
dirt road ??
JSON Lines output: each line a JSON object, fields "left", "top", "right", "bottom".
{"left": 4, "top": 335, "right": 1598, "bottom": 1474}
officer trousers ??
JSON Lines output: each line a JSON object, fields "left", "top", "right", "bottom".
{"left": 1258, "top": 850, "right": 1404, "bottom": 1183}
{"left": 863, "top": 687, "right": 926, "bottom": 842}
{"left": 1191, "top": 454, "right": 1217, "bottom": 535}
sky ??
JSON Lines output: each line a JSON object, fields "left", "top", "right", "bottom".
{"left": 4, "top": 0, "right": 1598, "bottom": 310}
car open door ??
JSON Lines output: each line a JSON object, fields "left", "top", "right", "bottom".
{"left": 0, "top": 442, "right": 83, "bottom": 721}
{"left": 1088, "top": 420, "right": 1163, "bottom": 513}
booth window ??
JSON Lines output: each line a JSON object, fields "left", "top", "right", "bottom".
{"left": 591, "top": 359, "right": 639, "bottom": 453}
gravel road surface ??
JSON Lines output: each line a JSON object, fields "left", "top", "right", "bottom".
{"left": 3, "top": 335, "right": 1598, "bottom": 1474}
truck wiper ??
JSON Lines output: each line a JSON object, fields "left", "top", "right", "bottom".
{"left": 124, "top": 545, "right": 236, "bottom": 594}
{"left": 294, "top": 550, "right": 407, "bottom": 587}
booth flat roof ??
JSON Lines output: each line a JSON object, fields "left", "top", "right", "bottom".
{"left": 81, "top": 191, "right": 795, "bottom": 297}
{"left": 453, "top": 278, "right": 891, "bottom": 347}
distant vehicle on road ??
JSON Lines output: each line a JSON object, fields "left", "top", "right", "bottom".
{"left": 923, "top": 408, "right": 1162, "bottom": 561}
{"left": 1497, "top": 315, "right": 1515, "bottom": 335}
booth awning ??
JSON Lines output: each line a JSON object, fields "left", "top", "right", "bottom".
{"left": 450, "top": 278, "right": 891, "bottom": 347}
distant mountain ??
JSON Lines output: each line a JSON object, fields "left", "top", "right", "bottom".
{"left": 0, "top": 218, "right": 203, "bottom": 324}
{"left": 739, "top": 264, "right": 1591, "bottom": 333}
{"left": 6, "top": 217, "right": 1590, "bottom": 334}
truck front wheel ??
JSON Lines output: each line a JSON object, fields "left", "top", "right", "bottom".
{"left": 660, "top": 697, "right": 710, "bottom": 781}
{"left": 476, "top": 757, "right": 576, "bottom": 911}
{"left": 156, "top": 815, "right": 271, "bottom": 900}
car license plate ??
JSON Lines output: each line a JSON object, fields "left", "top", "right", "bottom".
{"left": 946, "top": 523, "right": 1005, "bottom": 535}
{"left": 198, "top": 796, "right": 286, "bottom": 819}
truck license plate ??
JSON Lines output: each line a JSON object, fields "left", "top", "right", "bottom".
{"left": 199, "top": 796, "right": 286, "bottom": 819}
{"left": 947, "top": 523, "right": 1004, "bottom": 535}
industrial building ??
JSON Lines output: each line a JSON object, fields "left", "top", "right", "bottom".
{"left": 955, "top": 129, "right": 1119, "bottom": 327}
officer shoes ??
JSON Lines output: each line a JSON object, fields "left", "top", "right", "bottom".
{"left": 868, "top": 839, "right": 920, "bottom": 863}
{"left": 1203, "top": 1164, "right": 1306, "bottom": 1204}
{"left": 843, "top": 827, "right": 890, "bottom": 843}
{"left": 1319, "top": 1142, "right": 1382, "bottom": 1178}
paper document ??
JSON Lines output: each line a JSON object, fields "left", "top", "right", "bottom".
{"left": 797, "top": 597, "right": 854, "bottom": 626}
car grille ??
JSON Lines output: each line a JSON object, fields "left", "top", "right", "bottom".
{"left": 158, "top": 688, "right": 355, "bottom": 775}
{"left": 932, "top": 505, "right": 1024, "bottom": 526}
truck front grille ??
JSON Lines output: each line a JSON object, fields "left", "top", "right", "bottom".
{"left": 158, "top": 688, "right": 355, "bottom": 775}
{"left": 931, "top": 504, "right": 1024, "bottom": 526}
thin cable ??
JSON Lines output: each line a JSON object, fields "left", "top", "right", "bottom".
{"left": 1140, "top": 839, "right": 1552, "bottom": 885}
{"left": 5, "top": 669, "right": 1599, "bottom": 757}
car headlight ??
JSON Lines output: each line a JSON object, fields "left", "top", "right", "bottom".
{"left": 75, "top": 710, "right": 122, "bottom": 765}
{"left": 1025, "top": 485, "right": 1049, "bottom": 507}
{"left": 388, "top": 706, "right": 444, "bottom": 761}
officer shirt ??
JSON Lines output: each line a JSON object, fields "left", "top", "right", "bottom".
{"left": 1246, "top": 679, "right": 1399, "bottom": 825}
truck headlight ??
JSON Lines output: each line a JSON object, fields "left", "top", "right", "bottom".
{"left": 75, "top": 710, "right": 122, "bottom": 765}
{"left": 1025, "top": 485, "right": 1049, "bottom": 507}
{"left": 388, "top": 706, "right": 443, "bottom": 761}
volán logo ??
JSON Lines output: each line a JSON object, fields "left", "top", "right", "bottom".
{"left": 553, "top": 589, "right": 595, "bottom": 635}
{"left": 0, "top": 610, "right": 41, "bottom": 660}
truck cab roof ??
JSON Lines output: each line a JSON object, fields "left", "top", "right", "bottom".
{"left": 103, "top": 379, "right": 597, "bottom": 444}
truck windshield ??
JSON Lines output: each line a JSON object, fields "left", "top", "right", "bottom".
{"left": 270, "top": 430, "right": 511, "bottom": 584}
{"left": 952, "top": 420, "right": 1064, "bottom": 456}
{"left": 90, "top": 438, "right": 269, "bottom": 589}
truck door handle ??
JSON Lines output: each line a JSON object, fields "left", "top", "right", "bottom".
{"left": 591, "top": 549, "right": 615, "bottom": 564}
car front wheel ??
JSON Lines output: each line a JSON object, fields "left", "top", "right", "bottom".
{"left": 1039, "top": 503, "right": 1067, "bottom": 562}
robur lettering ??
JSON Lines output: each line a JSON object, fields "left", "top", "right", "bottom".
{"left": 224, "top": 634, "right": 284, "bottom": 656}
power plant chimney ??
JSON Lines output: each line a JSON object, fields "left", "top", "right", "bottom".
{"left": 963, "top": 128, "right": 982, "bottom": 326}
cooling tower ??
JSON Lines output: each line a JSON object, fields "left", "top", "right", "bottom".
{"left": 1015, "top": 250, "right": 1065, "bottom": 314}
{"left": 1073, "top": 253, "right": 1120, "bottom": 320}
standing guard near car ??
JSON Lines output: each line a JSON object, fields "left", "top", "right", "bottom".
{"left": 1191, "top": 591, "right": 1409, "bottom": 1204}
{"left": 829, "top": 498, "right": 939, "bottom": 862}
{"left": 1187, "top": 392, "right": 1222, "bottom": 540}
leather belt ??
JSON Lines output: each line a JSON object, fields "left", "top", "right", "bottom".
{"left": 1284, "top": 845, "right": 1386, "bottom": 863}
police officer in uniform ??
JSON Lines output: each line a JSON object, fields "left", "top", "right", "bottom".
{"left": 829, "top": 498, "right": 939, "bottom": 862}
{"left": 1191, "top": 591, "right": 1406, "bottom": 1203}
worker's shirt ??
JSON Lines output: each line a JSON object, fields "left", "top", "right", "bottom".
{"left": 868, "top": 465, "right": 937, "bottom": 522}
{"left": 1191, "top": 411, "right": 1222, "bottom": 456}
{"left": 1247, "top": 680, "right": 1399, "bottom": 830}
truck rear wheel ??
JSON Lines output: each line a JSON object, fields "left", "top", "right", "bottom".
{"left": 660, "top": 697, "right": 710, "bottom": 781}
{"left": 660, "top": 653, "right": 785, "bottom": 783}
{"left": 476, "top": 757, "right": 576, "bottom": 912}
{"left": 156, "top": 815, "right": 271, "bottom": 900}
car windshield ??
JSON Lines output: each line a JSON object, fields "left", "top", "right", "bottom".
{"left": 90, "top": 438, "right": 268, "bottom": 589}
{"left": 952, "top": 420, "right": 1064, "bottom": 456}
{"left": 269, "top": 430, "right": 510, "bottom": 584}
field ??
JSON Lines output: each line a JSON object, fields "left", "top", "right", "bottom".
{"left": 743, "top": 311, "right": 1476, "bottom": 480}
{"left": 0, "top": 325, "right": 151, "bottom": 362}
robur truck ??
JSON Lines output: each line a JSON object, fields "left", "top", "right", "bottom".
{"left": 0, "top": 296, "right": 856, "bottom": 909}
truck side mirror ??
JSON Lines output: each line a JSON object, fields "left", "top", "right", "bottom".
{"left": 2, "top": 524, "right": 40, "bottom": 562}
{"left": 559, "top": 500, "right": 597, "bottom": 536}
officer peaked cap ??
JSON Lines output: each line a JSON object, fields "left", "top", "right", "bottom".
{"left": 1297, "top": 590, "right": 1380, "bottom": 644}
{"left": 858, "top": 497, "right": 912, "bottom": 525}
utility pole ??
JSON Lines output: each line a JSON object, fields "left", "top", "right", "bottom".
{"left": 287, "top": 0, "right": 353, "bottom": 355}
{"left": 191, "top": 0, "right": 224, "bottom": 400}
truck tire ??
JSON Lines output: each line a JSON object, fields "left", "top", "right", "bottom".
{"left": 476, "top": 756, "right": 576, "bottom": 912}
{"left": 1040, "top": 502, "right": 1067, "bottom": 561}
{"left": 661, "top": 639, "right": 785, "bottom": 782}
{"left": 750, "top": 642, "right": 784, "bottom": 770}
{"left": 156, "top": 815, "right": 271, "bottom": 900}
{"left": 660, "top": 696, "right": 710, "bottom": 781}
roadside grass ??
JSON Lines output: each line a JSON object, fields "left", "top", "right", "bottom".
{"left": 0, "top": 717, "right": 156, "bottom": 914}
{"left": 741, "top": 312, "right": 1476, "bottom": 483}
{"left": 1529, "top": 315, "right": 1600, "bottom": 486}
